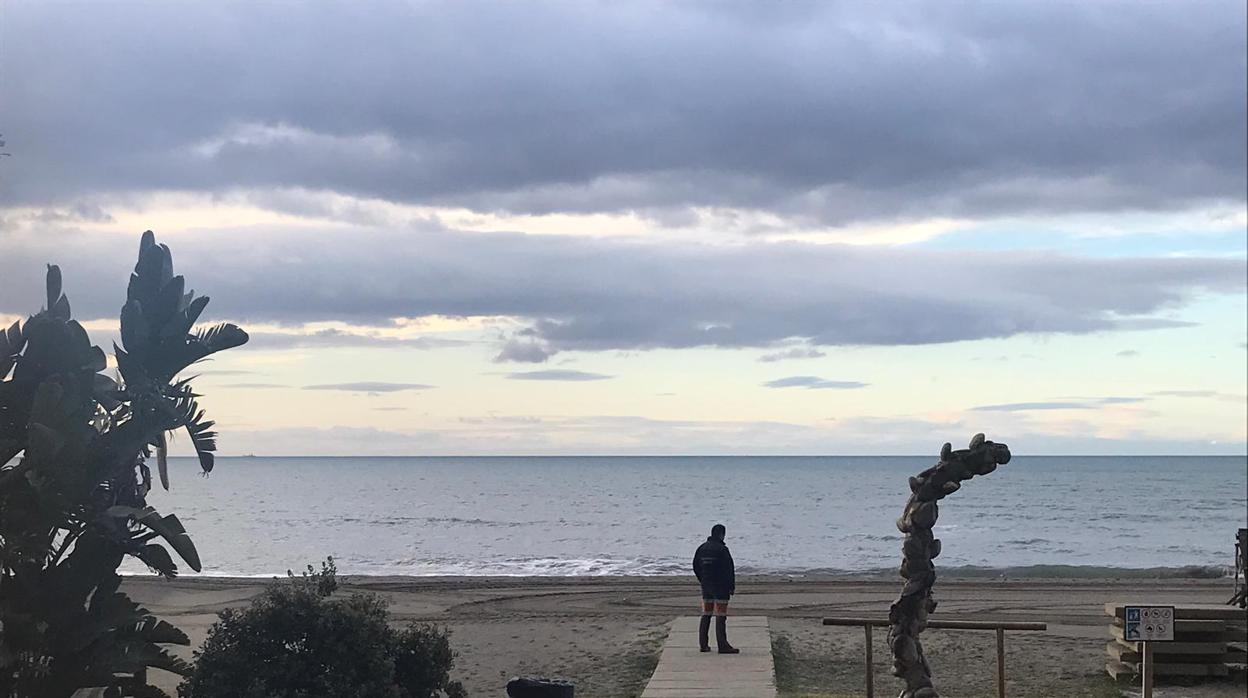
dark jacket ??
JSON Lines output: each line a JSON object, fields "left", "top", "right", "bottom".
{"left": 693, "top": 536, "right": 735, "bottom": 598}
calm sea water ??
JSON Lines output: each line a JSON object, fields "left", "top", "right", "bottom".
{"left": 125, "top": 456, "right": 1248, "bottom": 577}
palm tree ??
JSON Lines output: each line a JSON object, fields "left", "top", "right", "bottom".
{"left": 0, "top": 231, "right": 248, "bottom": 697}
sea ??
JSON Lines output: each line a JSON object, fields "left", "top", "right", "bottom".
{"left": 124, "top": 455, "right": 1248, "bottom": 578}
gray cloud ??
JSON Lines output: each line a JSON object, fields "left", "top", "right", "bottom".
{"left": 303, "top": 382, "right": 434, "bottom": 392}
{"left": 1116, "top": 349, "right": 1140, "bottom": 357}
{"left": 1, "top": 1, "right": 1243, "bottom": 222}
{"left": 494, "top": 339, "right": 554, "bottom": 363}
{"left": 248, "top": 329, "right": 466, "bottom": 350}
{"left": 763, "top": 376, "right": 867, "bottom": 390}
{"left": 1150, "top": 389, "right": 1218, "bottom": 398}
{"left": 1, "top": 226, "right": 1243, "bottom": 355}
{"left": 1146, "top": 390, "right": 1247, "bottom": 403}
{"left": 972, "top": 396, "right": 1150, "bottom": 411}
{"left": 758, "top": 347, "right": 827, "bottom": 363}
{"left": 1146, "top": 390, "right": 1246, "bottom": 404}
{"left": 984, "top": 393, "right": 1241, "bottom": 409}
{"left": 505, "top": 370, "right": 613, "bottom": 382}
{"left": 971, "top": 401, "right": 1093, "bottom": 412}
{"left": 1096, "top": 396, "right": 1148, "bottom": 405}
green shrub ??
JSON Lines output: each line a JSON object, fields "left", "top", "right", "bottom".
{"left": 179, "top": 558, "right": 466, "bottom": 698}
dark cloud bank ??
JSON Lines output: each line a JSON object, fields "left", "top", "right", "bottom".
{"left": 2, "top": 2, "right": 1244, "bottom": 362}
{"left": 2, "top": 227, "right": 1243, "bottom": 359}
{"left": 2, "top": 1, "right": 1244, "bottom": 222}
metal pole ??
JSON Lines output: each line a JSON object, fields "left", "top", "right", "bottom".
{"left": 1142, "top": 642, "right": 1153, "bottom": 698}
{"left": 864, "top": 624, "right": 874, "bottom": 698}
{"left": 995, "top": 627, "right": 1005, "bottom": 698}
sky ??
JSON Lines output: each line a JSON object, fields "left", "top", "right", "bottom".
{"left": 0, "top": 1, "right": 1245, "bottom": 456}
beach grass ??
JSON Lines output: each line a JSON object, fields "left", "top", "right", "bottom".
{"left": 610, "top": 625, "right": 666, "bottom": 698}
{"left": 771, "top": 630, "right": 1129, "bottom": 698}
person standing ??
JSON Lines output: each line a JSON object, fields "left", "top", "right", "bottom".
{"left": 692, "top": 523, "right": 738, "bottom": 654}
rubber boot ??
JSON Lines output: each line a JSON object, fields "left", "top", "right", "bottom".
{"left": 715, "top": 615, "right": 739, "bottom": 654}
{"left": 698, "top": 615, "right": 712, "bottom": 652}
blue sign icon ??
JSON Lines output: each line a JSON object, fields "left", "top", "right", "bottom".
{"left": 1126, "top": 622, "right": 1141, "bottom": 640}
{"left": 1126, "top": 608, "right": 1141, "bottom": 622}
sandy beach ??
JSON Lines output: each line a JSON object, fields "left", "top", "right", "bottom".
{"left": 125, "top": 574, "right": 1245, "bottom": 698}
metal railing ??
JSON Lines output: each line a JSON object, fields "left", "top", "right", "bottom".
{"left": 822, "top": 617, "right": 1048, "bottom": 698}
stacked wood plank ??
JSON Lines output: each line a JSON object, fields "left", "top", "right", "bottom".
{"left": 1104, "top": 603, "right": 1247, "bottom": 680}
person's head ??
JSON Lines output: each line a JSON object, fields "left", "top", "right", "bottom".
{"left": 711, "top": 523, "right": 726, "bottom": 541}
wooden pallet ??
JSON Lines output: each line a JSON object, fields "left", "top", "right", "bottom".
{"left": 1104, "top": 603, "right": 1248, "bottom": 682}
{"left": 1106, "top": 659, "right": 1229, "bottom": 679}
{"left": 1107, "top": 642, "right": 1239, "bottom": 664}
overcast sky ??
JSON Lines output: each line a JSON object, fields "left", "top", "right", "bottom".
{"left": 1, "top": 0, "right": 1244, "bottom": 455}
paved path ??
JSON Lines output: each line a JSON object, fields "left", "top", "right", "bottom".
{"left": 641, "top": 616, "right": 777, "bottom": 698}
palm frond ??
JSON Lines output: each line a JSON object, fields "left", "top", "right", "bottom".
{"left": 0, "top": 319, "right": 25, "bottom": 378}
{"left": 165, "top": 377, "right": 200, "bottom": 399}
{"left": 106, "top": 505, "right": 202, "bottom": 572}
{"left": 92, "top": 373, "right": 121, "bottom": 411}
{"left": 112, "top": 344, "right": 150, "bottom": 388}
{"left": 51, "top": 293, "right": 71, "bottom": 320}
{"left": 171, "top": 397, "right": 217, "bottom": 475}
{"left": 159, "top": 295, "right": 209, "bottom": 340}
{"left": 46, "top": 264, "right": 62, "bottom": 310}
{"left": 132, "top": 616, "right": 189, "bottom": 646}
{"left": 186, "top": 412, "right": 217, "bottom": 475}
{"left": 194, "top": 323, "right": 249, "bottom": 354}
{"left": 150, "top": 275, "right": 185, "bottom": 329}
{"left": 134, "top": 543, "right": 177, "bottom": 578}
{"left": 127, "top": 234, "right": 173, "bottom": 316}
{"left": 119, "top": 300, "right": 150, "bottom": 356}
{"left": 155, "top": 431, "right": 169, "bottom": 491}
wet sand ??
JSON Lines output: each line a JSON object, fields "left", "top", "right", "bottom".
{"left": 123, "top": 575, "right": 1245, "bottom": 697}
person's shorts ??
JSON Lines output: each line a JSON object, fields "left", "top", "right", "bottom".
{"left": 700, "top": 588, "right": 730, "bottom": 616}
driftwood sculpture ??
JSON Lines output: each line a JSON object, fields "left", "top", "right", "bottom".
{"left": 888, "top": 433, "right": 1012, "bottom": 698}
{"left": 1230, "top": 528, "right": 1247, "bottom": 609}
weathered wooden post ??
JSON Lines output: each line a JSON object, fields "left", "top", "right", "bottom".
{"left": 865, "top": 623, "right": 874, "bottom": 698}
{"left": 995, "top": 627, "right": 1006, "bottom": 698}
{"left": 887, "top": 433, "right": 1012, "bottom": 698}
{"left": 1142, "top": 642, "right": 1154, "bottom": 698}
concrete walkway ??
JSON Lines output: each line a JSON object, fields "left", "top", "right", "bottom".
{"left": 641, "top": 616, "right": 777, "bottom": 698}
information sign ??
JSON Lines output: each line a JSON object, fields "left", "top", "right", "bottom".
{"left": 1123, "top": 605, "right": 1174, "bottom": 642}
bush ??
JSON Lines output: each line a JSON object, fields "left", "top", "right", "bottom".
{"left": 179, "top": 558, "right": 466, "bottom": 698}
